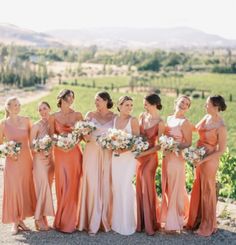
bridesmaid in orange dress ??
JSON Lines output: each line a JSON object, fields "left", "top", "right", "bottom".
{"left": 49, "top": 89, "right": 83, "bottom": 233}
{"left": 187, "top": 95, "right": 227, "bottom": 236}
{"left": 161, "top": 95, "right": 192, "bottom": 232}
{"left": 136, "top": 93, "right": 165, "bottom": 235}
{"left": 30, "top": 101, "right": 55, "bottom": 231}
{"left": 0, "top": 97, "right": 36, "bottom": 235}
{"left": 78, "top": 91, "right": 115, "bottom": 235}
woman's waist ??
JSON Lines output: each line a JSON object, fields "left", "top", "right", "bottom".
{"left": 197, "top": 140, "right": 217, "bottom": 153}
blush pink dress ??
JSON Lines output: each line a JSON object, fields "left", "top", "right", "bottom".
{"left": 187, "top": 118, "right": 225, "bottom": 236}
{"left": 161, "top": 115, "right": 189, "bottom": 231}
{"left": 33, "top": 121, "right": 55, "bottom": 221}
{"left": 78, "top": 118, "right": 113, "bottom": 234}
{"left": 2, "top": 121, "right": 36, "bottom": 224}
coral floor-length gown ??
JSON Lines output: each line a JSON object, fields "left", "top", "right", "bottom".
{"left": 136, "top": 121, "right": 161, "bottom": 235}
{"left": 53, "top": 119, "right": 82, "bottom": 233}
{"left": 187, "top": 118, "right": 225, "bottom": 236}
{"left": 2, "top": 121, "right": 36, "bottom": 224}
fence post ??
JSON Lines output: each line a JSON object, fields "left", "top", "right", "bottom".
{"left": 201, "top": 91, "right": 205, "bottom": 99}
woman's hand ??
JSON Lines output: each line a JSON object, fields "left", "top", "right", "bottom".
{"left": 83, "top": 134, "right": 92, "bottom": 143}
{"left": 135, "top": 152, "right": 146, "bottom": 159}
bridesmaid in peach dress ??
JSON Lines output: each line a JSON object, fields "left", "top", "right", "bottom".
{"left": 49, "top": 89, "right": 83, "bottom": 233}
{"left": 0, "top": 97, "right": 36, "bottom": 235}
{"left": 79, "top": 91, "right": 115, "bottom": 235}
{"left": 30, "top": 101, "right": 55, "bottom": 231}
{"left": 161, "top": 95, "right": 192, "bottom": 232}
{"left": 187, "top": 95, "right": 227, "bottom": 236}
{"left": 136, "top": 93, "right": 165, "bottom": 235}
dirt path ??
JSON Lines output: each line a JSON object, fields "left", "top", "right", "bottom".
{"left": 0, "top": 161, "right": 235, "bottom": 245}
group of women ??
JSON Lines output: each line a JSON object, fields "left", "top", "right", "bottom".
{"left": 0, "top": 89, "right": 227, "bottom": 237}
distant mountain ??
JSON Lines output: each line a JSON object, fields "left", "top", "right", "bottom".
{"left": 0, "top": 23, "right": 64, "bottom": 47}
{"left": 1, "top": 24, "right": 236, "bottom": 49}
{"left": 46, "top": 27, "right": 236, "bottom": 49}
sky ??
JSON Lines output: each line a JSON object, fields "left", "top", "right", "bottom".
{"left": 1, "top": 0, "right": 236, "bottom": 39}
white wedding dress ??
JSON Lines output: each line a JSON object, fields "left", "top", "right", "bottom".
{"left": 111, "top": 117, "right": 137, "bottom": 235}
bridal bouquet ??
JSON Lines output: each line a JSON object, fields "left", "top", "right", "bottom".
{"left": 0, "top": 141, "right": 22, "bottom": 160}
{"left": 53, "top": 132, "right": 78, "bottom": 150}
{"left": 73, "top": 120, "right": 97, "bottom": 137}
{"left": 183, "top": 146, "right": 206, "bottom": 165}
{"left": 32, "top": 135, "right": 52, "bottom": 156}
{"left": 159, "top": 135, "right": 179, "bottom": 155}
{"left": 97, "top": 128, "right": 133, "bottom": 156}
{"left": 131, "top": 136, "right": 149, "bottom": 156}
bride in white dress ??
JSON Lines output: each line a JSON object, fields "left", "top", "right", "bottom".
{"left": 111, "top": 96, "right": 140, "bottom": 235}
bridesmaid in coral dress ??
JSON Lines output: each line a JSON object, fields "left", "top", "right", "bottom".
{"left": 49, "top": 89, "right": 83, "bottom": 233}
{"left": 187, "top": 95, "right": 227, "bottom": 236}
{"left": 30, "top": 101, "right": 55, "bottom": 231}
{"left": 111, "top": 96, "right": 140, "bottom": 235}
{"left": 161, "top": 95, "right": 192, "bottom": 232}
{"left": 0, "top": 97, "right": 36, "bottom": 235}
{"left": 136, "top": 93, "right": 165, "bottom": 235}
{"left": 79, "top": 91, "right": 115, "bottom": 235}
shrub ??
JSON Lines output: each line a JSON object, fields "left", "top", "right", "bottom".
{"left": 191, "top": 92, "right": 201, "bottom": 99}
{"left": 218, "top": 149, "right": 236, "bottom": 199}
{"left": 181, "top": 87, "right": 196, "bottom": 94}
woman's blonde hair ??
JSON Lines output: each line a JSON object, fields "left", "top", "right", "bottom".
{"left": 4, "top": 97, "right": 20, "bottom": 118}
{"left": 175, "top": 95, "right": 191, "bottom": 108}
{"left": 117, "top": 96, "right": 133, "bottom": 112}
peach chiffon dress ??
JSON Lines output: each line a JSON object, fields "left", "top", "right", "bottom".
{"left": 2, "top": 121, "right": 36, "bottom": 224}
{"left": 78, "top": 118, "right": 113, "bottom": 234}
{"left": 161, "top": 115, "right": 189, "bottom": 231}
{"left": 33, "top": 121, "right": 55, "bottom": 221}
{"left": 136, "top": 120, "right": 161, "bottom": 235}
{"left": 53, "top": 119, "right": 82, "bottom": 233}
{"left": 187, "top": 118, "right": 225, "bottom": 236}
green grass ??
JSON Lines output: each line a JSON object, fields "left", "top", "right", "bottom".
{"left": 1, "top": 73, "right": 235, "bottom": 154}
{"left": 151, "top": 73, "right": 236, "bottom": 99}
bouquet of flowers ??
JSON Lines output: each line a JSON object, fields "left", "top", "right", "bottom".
{"left": 73, "top": 120, "right": 97, "bottom": 137}
{"left": 97, "top": 128, "right": 133, "bottom": 156}
{"left": 159, "top": 135, "right": 179, "bottom": 155}
{"left": 32, "top": 135, "right": 52, "bottom": 156}
{"left": 131, "top": 136, "right": 149, "bottom": 156}
{"left": 0, "top": 140, "right": 22, "bottom": 160}
{"left": 182, "top": 146, "right": 206, "bottom": 165}
{"left": 53, "top": 132, "right": 78, "bottom": 151}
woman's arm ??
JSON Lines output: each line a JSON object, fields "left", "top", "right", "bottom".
{"left": 131, "top": 117, "right": 140, "bottom": 136}
{"left": 48, "top": 114, "right": 55, "bottom": 136}
{"left": 178, "top": 119, "right": 192, "bottom": 150}
{"left": 0, "top": 121, "right": 5, "bottom": 144}
{"left": 30, "top": 124, "right": 39, "bottom": 150}
{"left": 75, "top": 112, "right": 84, "bottom": 121}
